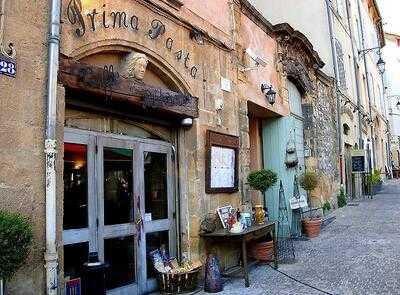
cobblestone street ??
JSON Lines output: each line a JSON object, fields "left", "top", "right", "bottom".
{"left": 201, "top": 181, "right": 400, "bottom": 295}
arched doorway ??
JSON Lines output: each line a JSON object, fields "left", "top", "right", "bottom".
{"left": 61, "top": 50, "right": 193, "bottom": 295}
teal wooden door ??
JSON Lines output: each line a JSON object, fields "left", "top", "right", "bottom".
{"left": 262, "top": 81, "right": 305, "bottom": 236}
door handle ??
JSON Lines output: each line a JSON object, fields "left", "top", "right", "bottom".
{"left": 136, "top": 195, "right": 144, "bottom": 241}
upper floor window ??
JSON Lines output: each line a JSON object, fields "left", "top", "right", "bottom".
{"left": 335, "top": 40, "right": 347, "bottom": 91}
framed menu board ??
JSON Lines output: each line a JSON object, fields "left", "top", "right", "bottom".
{"left": 205, "top": 130, "right": 239, "bottom": 193}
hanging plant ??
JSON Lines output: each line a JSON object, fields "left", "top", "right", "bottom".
{"left": 0, "top": 211, "right": 33, "bottom": 284}
{"left": 247, "top": 169, "right": 278, "bottom": 194}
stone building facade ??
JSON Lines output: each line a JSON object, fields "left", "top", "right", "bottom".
{"left": 1, "top": 0, "right": 339, "bottom": 294}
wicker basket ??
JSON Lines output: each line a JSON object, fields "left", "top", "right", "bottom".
{"left": 157, "top": 267, "right": 201, "bottom": 294}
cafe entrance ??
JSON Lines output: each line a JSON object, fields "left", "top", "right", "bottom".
{"left": 63, "top": 127, "right": 176, "bottom": 295}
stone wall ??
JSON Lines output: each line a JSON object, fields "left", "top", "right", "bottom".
{"left": 0, "top": 1, "right": 49, "bottom": 294}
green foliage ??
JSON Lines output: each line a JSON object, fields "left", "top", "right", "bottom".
{"left": 337, "top": 188, "right": 347, "bottom": 208}
{"left": 247, "top": 169, "right": 278, "bottom": 193}
{"left": 369, "top": 169, "right": 382, "bottom": 186}
{"left": 322, "top": 201, "right": 331, "bottom": 212}
{"left": 299, "top": 171, "right": 319, "bottom": 192}
{"left": 0, "top": 210, "right": 33, "bottom": 280}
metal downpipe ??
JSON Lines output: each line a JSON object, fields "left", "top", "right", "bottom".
{"left": 45, "top": 0, "right": 61, "bottom": 294}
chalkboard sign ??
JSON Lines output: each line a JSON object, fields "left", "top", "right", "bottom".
{"left": 352, "top": 155, "right": 365, "bottom": 172}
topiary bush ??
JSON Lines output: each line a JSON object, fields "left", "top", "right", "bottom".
{"left": 247, "top": 169, "right": 278, "bottom": 194}
{"left": 337, "top": 188, "right": 347, "bottom": 208}
{"left": 0, "top": 211, "right": 33, "bottom": 281}
{"left": 322, "top": 201, "right": 331, "bottom": 213}
{"left": 299, "top": 171, "right": 319, "bottom": 193}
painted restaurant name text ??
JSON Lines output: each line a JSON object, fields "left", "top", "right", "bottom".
{"left": 66, "top": 0, "right": 199, "bottom": 79}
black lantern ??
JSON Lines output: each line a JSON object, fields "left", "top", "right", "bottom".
{"left": 261, "top": 83, "right": 277, "bottom": 105}
{"left": 396, "top": 100, "right": 400, "bottom": 109}
{"left": 377, "top": 57, "right": 385, "bottom": 75}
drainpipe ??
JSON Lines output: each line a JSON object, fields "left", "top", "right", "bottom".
{"left": 345, "top": 0, "right": 364, "bottom": 149}
{"left": 357, "top": 0, "right": 376, "bottom": 169}
{"left": 44, "top": 0, "right": 61, "bottom": 294}
{"left": 325, "top": 0, "right": 343, "bottom": 184}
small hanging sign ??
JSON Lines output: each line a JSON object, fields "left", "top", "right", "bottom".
{"left": 289, "top": 195, "right": 308, "bottom": 210}
{"left": 0, "top": 56, "right": 16, "bottom": 78}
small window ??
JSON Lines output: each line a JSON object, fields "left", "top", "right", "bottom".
{"left": 343, "top": 124, "right": 350, "bottom": 136}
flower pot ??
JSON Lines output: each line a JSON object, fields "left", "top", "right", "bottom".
{"left": 249, "top": 241, "right": 274, "bottom": 261}
{"left": 302, "top": 218, "right": 322, "bottom": 238}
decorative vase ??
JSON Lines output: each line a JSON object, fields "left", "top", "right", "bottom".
{"left": 254, "top": 205, "right": 265, "bottom": 225}
{"left": 204, "top": 254, "right": 223, "bottom": 293}
{"left": 302, "top": 218, "right": 322, "bottom": 238}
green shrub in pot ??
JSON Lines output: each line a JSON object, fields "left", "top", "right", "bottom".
{"left": 247, "top": 169, "right": 278, "bottom": 194}
{"left": 0, "top": 210, "right": 33, "bottom": 290}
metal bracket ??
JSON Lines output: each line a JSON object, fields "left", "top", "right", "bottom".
{"left": 358, "top": 46, "right": 380, "bottom": 57}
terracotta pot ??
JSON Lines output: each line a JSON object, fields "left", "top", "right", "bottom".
{"left": 302, "top": 218, "right": 322, "bottom": 238}
{"left": 249, "top": 241, "right": 274, "bottom": 261}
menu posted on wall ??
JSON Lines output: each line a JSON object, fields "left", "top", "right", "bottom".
{"left": 351, "top": 149, "right": 366, "bottom": 173}
{"left": 210, "top": 146, "right": 236, "bottom": 188}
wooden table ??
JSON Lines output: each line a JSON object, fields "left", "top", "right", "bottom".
{"left": 200, "top": 222, "right": 278, "bottom": 287}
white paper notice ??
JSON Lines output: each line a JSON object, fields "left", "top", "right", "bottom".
{"left": 210, "top": 146, "right": 235, "bottom": 188}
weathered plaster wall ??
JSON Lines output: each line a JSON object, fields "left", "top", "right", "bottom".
{"left": 0, "top": 1, "right": 49, "bottom": 293}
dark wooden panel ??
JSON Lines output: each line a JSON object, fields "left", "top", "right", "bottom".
{"left": 59, "top": 58, "right": 199, "bottom": 118}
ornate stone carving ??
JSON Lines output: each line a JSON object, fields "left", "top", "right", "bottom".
{"left": 123, "top": 52, "right": 149, "bottom": 81}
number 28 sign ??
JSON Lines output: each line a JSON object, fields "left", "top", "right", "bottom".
{"left": 0, "top": 57, "right": 16, "bottom": 78}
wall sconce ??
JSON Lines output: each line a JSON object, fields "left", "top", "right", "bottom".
{"left": 181, "top": 118, "right": 193, "bottom": 127}
{"left": 261, "top": 83, "right": 277, "bottom": 105}
{"left": 377, "top": 57, "right": 386, "bottom": 75}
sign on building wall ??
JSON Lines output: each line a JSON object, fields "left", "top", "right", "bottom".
{"left": 351, "top": 149, "right": 367, "bottom": 173}
{"left": 0, "top": 56, "right": 16, "bottom": 78}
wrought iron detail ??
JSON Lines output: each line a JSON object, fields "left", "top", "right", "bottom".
{"left": 277, "top": 180, "right": 296, "bottom": 263}
{"left": 142, "top": 88, "right": 191, "bottom": 109}
{"left": 0, "top": 0, "right": 16, "bottom": 58}
{"left": 77, "top": 64, "right": 119, "bottom": 100}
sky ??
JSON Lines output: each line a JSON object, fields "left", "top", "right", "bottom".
{"left": 376, "top": 0, "right": 400, "bottom": 35}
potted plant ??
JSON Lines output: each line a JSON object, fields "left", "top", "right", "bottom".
{"left": 247, "top": 169, "right": 278, "bottom": 260}
{"left": 0, "top": 211, "right": 33, "bottom": 295}
{"left": 299, "top": 171, "right": 322, "bottom": 238}
{"left": 369, "top": 169, "right": 383, "bottom": 195}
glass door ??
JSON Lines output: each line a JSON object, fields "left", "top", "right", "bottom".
{"left": 63, "top": 129, "right": 176, "bottom": 295}
{"left": 138, "top": 141, "right": 176, "bottom": 293}
{"left": 97, "top": 137, "right": 139, "bottom": 295}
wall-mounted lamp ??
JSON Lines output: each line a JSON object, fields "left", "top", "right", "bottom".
{"left": 181, "top": 118, "right": 193, "bottom": 127}
{"left": 261, "top": 83, "right": 277, "bottom": 105}
{"left": 377, "top": 57, "right": 386, "bottom": 75}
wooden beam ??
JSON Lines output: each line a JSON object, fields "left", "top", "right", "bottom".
{"left": 58, "top": 58, "right": 199, "bottom": 118}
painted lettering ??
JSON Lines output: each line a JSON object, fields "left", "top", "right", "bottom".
{"left": 184, "top": 53, "right": 190, "bottom": 68}
{"left": 130, "top": 15, "right": 139, "bottom": 31}
{"left": 87, "top": 9, "right": 98, "bottom": 32}
{"left": 67, "top": 0, "right": 86, "bottom": 37}
{"left": 191, "top": 66, "right": 198, "bottom": 79}
{"left": 102, "top": 5, "right": 109, "bottom": 29}
{"left": 111, "top": 11, "right": 129, "bottom": 28}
